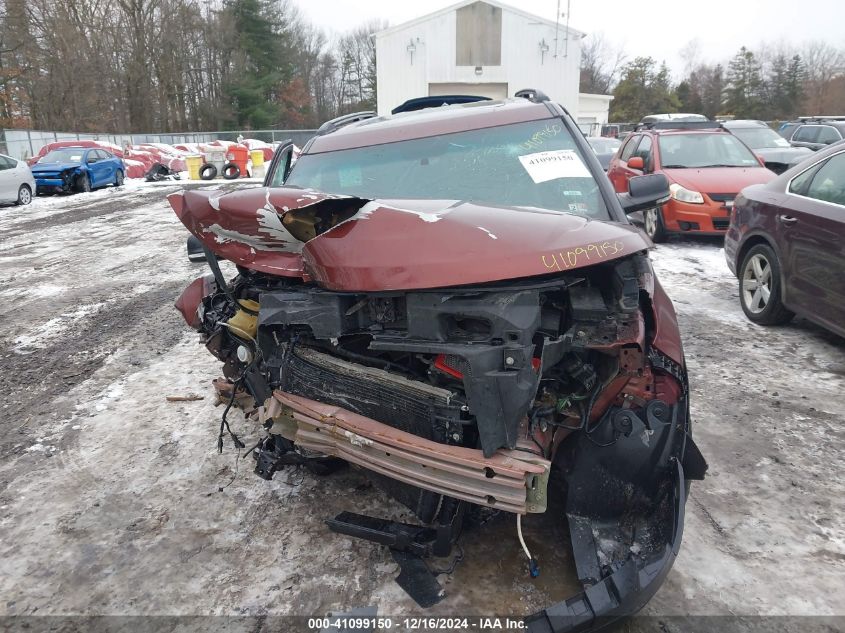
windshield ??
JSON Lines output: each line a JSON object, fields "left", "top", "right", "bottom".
{"left": 40, "top": 149, "right": 84, "bottom": 163}
{"left": 729, "top": 127, "right": 791, "bottom": 150}
{"left": 286, "top": 120, "right": 610, "bottom": 220}
{"left": 658, "top": 133, "right": 761, "bottom": 168}
{"left": 588, "top": 138, "right": 621, "bottom": 153}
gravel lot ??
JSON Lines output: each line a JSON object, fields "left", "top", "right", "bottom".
{"left": 0, "top": 182, "right": 843, "bottom": 629}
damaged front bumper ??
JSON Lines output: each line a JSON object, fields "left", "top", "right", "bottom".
{"left": 266, "top": 390, "right": 550, "bottom": 514}
{"left": 251, "top": 379, "right": 705, "bottom": 630}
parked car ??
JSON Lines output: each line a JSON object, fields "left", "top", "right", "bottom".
{"left": 785, "top": 118, "right": 845, "bottom": 151}
{"left": 725, "top": 141, "right": 845, "bottom": 338}
{"left": 721, "top": 120, "right": 813, "bottom": 174}
{"left": 170, "top": 93, "right": 706, "bottom": 628}
{"left": 586, "top": 136, "right": 622, "bottom": 170}
{"left": 31, "top": 147, "right": 125, "bottom": 194}
{"left": 0, "top": 152, "right": 35, "bottom": 206}
{"left": 607, "top": 122, "right": 776, "bottom": 241}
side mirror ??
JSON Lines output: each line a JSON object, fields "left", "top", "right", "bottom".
{"left": 187, "top": 235, "right": 208, "bottom": 262}
{"left": 618, "top": 173, "right": 670, "bottom": 214}
{"left": 627, "top": 156, "right": 644, "bottom": 170}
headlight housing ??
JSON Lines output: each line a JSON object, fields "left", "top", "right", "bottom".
{"left": 669, "top": 183, "right": 704, "bottom": 204}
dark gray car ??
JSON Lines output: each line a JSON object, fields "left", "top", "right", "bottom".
{"left": 722, "top": 120, "right": 812, "bottom": 174}
{"left": 586, "top": 136, "right": 622, "bottom": 170}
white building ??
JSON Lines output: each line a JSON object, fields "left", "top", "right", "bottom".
{"left": 374, "top": 0, "right": 612, "bottom": 132}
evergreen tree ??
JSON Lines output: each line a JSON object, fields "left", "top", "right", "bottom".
{"left": 222, "top": 0, "right": 293, "bottom": 128}
{"left": 610, "top": 57, "right": 680, "bottom": 122}
{"left": 724, "top": 47, "right": 765, "bottom": 118}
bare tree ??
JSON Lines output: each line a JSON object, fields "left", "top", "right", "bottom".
{"left": 580, "top": 32, "right": 626, "bottom": 95}
{"left": 801, "top": 40, "right": 845, "bottom": 113}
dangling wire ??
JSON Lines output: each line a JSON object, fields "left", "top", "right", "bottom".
{"left": 517, "top": 514, "right": 540, "bottom": 578}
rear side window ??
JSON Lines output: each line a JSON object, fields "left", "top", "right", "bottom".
{"left": 816, "top": 126, "right": 842, "bottom": 145}
{"left": 619, "top": 135, "right": 639, "bottom": 161}
{"left": 0, "top": 155, "right": 15, "bottom": 170}
{"left": 793, "top": 126, "right": 820, "bottom": 143}
{"left": 805, "top": 152, "right": 845, "bottom": 206}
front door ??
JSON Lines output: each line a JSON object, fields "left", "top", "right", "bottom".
{"left": 780, "top": 150, "right": 845, "bottom": 332}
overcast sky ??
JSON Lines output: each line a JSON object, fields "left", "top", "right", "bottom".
{"left": 296, "top": 0, "right": 845, "bottom": 78}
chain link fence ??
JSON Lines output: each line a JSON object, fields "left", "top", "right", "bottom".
{"left": 0, "top": 128, "right": 318, "bottom": 160}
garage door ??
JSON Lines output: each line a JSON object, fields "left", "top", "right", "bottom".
{"left": 428, "top": 83, "right": 508, "bottom": 100}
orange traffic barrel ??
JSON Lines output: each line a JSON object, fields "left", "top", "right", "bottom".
{"left": 225, "top": 145, "right": 249, "bottom": 178}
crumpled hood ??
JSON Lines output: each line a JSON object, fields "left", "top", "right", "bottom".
{"left": 663, "top": 166, "right": 776, "bottom": 195}
{"left": 31, "top": 162, "right": 81, "bottom": 172}
{"left": 169, "top": 187, "right": 650, "bottom": 291}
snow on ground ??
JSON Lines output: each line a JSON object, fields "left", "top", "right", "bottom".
{"left": 0, "top": 186, "right": 843, "bottom": 627}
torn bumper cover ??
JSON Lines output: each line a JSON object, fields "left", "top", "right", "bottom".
{"left": 528, "top": 399, "right": 707, "bottom": 632}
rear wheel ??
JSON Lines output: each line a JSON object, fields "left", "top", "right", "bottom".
{"left": 739, "top": 244, "right": 794, "bottom": 325}
{"left": 16, "top": 184, "right": 32, "bottom": 205}
{"left": 643, "top": 207, "right": 666, "bottom": 242}
{"left": 76, "top": 173, "right": 91, "bottom": 193}
{"left": 114, "top": 170, "right": 124, "bottom": 187}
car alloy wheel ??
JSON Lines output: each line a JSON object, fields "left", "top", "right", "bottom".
{"left": 738, "top": 244, "right": 794, "bottom": 325}
{"left": 642, "top": 207, "right": 666, "bottom": 242}
{"left": 741, "top": 253, "right": 771, "bottom": 314}
{"left": 17, "top": 185, "right": 32, "bottom": 205}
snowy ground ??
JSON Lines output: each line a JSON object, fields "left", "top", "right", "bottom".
{"left": 0, "top": 183, "right": 843, "bottom": 630}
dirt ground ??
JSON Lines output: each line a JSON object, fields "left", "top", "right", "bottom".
{"left": 0, "top": 182, "right": 843, "bottom": 630}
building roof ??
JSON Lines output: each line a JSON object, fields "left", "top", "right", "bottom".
{"left": 374, "top": 0, "right": 585, "bottom": 40}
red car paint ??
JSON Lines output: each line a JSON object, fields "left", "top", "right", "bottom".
{"left": 169, "top": 187, "right": 651, "bottom": 292}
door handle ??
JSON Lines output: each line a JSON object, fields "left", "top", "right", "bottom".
{"left": 778, "top": 214, "right": 798, "bottom": 226}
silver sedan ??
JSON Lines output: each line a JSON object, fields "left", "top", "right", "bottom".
{"left": 0, "top": 153, "right": 35, "bottom": 205}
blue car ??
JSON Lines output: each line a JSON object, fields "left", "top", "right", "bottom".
{"left": 32, "top": 147, "right": 125, "bottom": 194}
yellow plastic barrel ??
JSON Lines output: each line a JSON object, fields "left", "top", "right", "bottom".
{"left": 185, "top": 155, "right": 203, "bottom": 180}
{"left": 249, "top": 149, "right": 265, "bottom": 167}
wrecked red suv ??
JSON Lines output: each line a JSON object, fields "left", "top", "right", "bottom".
{"left": 171, "top": 93, "right": 706, "bottom": 629}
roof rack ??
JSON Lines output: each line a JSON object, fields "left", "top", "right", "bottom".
{"left": 798, "top": 115, "right": 845, "bottom": 121}
{"left": 637, "top": 121, "right": 723, "bottom": 131}
{"left": 316, "top": 111, "right": 377, "bottom": 135}
{"left": 515, "top": 88, "right": 550, "bottom": 103}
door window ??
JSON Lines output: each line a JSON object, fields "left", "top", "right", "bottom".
{"left": 633, "top": 135, "right": 653, "bottom": 168}
{"left": 805, "top": 152, "right": 845, "bottom": 206}
{"left": 0, "top": 155, "right": 15, "bottom": 170}
{"left": 619, "top": 135, "right": 639, "bottom": 162}
{"left": 816, "top": 126, "right": 842, "bottom": 146}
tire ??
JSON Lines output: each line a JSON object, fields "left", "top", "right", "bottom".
{"left": 76, "top": 173, "right": 91, "bottom": 193}
{"left": 643, "top": 206, "right": 666, "bottom": 242}
{"left": 199, "top": 163, "right": 217, "bottom": 180}
{"left": 16, "top": 184, "right": 32, "bottom": 205}
{"left": 222, "top": 162, "right": 240, "bottom": 180}
{"left": 114, "top": 170, "right": 124, "bottom": 187}
{"left": 739, "top": 243, "right": 794, "bottom": 325}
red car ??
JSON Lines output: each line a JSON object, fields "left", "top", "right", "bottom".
{"left": 725, "top": 141, "right": 845, "bottom": 337}
{"left": 607, "top": 122, "right": 777, "bottom": 241}
{"left": 171, "top": 94, "right": 706, "bottom": 627}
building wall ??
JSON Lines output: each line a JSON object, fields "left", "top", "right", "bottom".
{"left": 576, "top": 93, "right": 615, "bottom": 135}
{"left": 376, "top": 4, "right": 582, "bottom": 116}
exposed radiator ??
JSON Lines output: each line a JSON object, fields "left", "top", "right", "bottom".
{"left": 280, "top": 346, "right": 464, "bottom": 442}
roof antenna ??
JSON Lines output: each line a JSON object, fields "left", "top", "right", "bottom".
{"left": 564, "top": 0, "right": 571, "bottom": 58}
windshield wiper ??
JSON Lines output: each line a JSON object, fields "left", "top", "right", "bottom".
{"left": 698, "top": 164, "right": 743, "bottom": 168}
{"left": 661, "top": 164, "right": 689, "bottom": 169}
